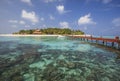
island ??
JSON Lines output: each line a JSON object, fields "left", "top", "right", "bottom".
{"left": 13, "top": 28, "right": 84, "bottom": 35}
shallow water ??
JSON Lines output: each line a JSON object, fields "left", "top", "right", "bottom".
{"left": 0, "top": 36, "right": 120, "bottom": 81}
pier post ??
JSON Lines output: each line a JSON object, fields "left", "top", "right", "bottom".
{"left": 112, "top": 42, "right": 114, "bottom": 47}
{"left": 115, "top": 36, "right": 120, "bottom": 49}
{"left": 81, "top": 38, "right": 83, "bottom": 41}
{"left": 96, "top": 40, "right": 97, "bottom": 44}
{"left": 87, "top": 39, "right": 88, "bottom": 42}
{"left": 105, "top": 41, "right": 107, "bottom": 46}
{"left": 83, "top": 38, "right": 85, "bottom": 41}
{"left": 86, "top": 38, "right": 88, "bottom": 42}
{"left": 102, "top": 41, "right": 104, "bottom": 45}
{"left": 90, "top": 35, "right": 93, "bottom": 43}
{"left": 80, "top": 38, "right": 82, "bottom": 41}
{"left": 118, "top": 43, "right": 120, "bottom": 49}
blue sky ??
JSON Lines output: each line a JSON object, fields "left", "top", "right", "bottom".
{"left": 0, "top": 0, "right": 120, "bottom": 36}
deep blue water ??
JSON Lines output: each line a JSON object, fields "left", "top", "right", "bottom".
{"left": 0, "top": 36, "right": 120, "bottom": 81}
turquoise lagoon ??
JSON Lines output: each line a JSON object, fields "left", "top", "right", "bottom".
{"left": 0, "top": 36, "right": 120, "bottom": 81}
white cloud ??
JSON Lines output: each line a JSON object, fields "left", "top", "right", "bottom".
{"left": 8, "top": 20, "right": 18, "bottom": 23}
{"left": 56, "top": 5, "right": 65, "bottom": 14}
{"left": 56, "top": 5, "right": 71, "bottom": 14}
{"left": 112, "top": 18, "right": 120, "bottom": 26}
{"left": 102, "top": 0, "right": 112, "bottom": 4}
{"left": 11, "top": 25, "right": 17, "bottom": 28}
{"left": 86, "top": 0, "right": 112, "bottom": 4}
{"left": 78, "top": 13, "right": 96, "bottom": 26}
{"left": 9, "top": 20, "right": 26, "bottom": 25}
{"left": 49, "top": 15, "right": 55, "bottom": 20}
{"left": 44, "top": 0, "right": 56, "bottom": 3}
{"left": 25, "top": 25, "right": 30, "bottom": 28}
{"left": 43, "top": 0, "right": 62, "bottom": 3}
{"left": 59, "top": 21, "right": 69, "bottom": 28}
{"left": 21, "top": 10, "right": 39, "bottom": 23}
{"left": 43, "top": 24, "right": 46, "bottom": 27}
{"left": 21, "top": 0, "right": 32, "bottom": 5}
{"left": 19, "top": 20, "right": 25, "bottom": 25}
{"left": 84, "top": 26, "right": 88, "bottom": 30}
{"left": 40, "top": 17, "right": 44, "bottom": 21}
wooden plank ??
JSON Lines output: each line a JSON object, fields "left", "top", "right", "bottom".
{"left": 71, "top": 36, "right": 120, "bottom": 43}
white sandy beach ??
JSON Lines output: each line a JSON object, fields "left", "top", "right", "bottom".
{"left": 0, "top": 34, "right": 91, "bottom": 37}
{"left": 0, "top": 34, "right": 61, "bottom": 37}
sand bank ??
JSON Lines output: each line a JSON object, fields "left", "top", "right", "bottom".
{"left": 0, "top": 34, "right": 61, "bottom": 37}
{"left": 0, "top": 34, "right": 90, "bottom": 37}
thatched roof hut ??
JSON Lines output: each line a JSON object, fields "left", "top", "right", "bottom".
{"left": 33, "top": 29, "right": 42, "bottom": 34}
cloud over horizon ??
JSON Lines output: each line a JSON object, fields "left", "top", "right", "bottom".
{"left": 0, "top": 0, "right": 120, "bottom": 35}
{"left": 8, "top": 20, "right": 18, "bottom": 23}
{"left": 21, "top": 0, "right": 32, "bottom": 5}
{"left": 78, "top": 13, "right": 96, "bottom": 26}
{"left": 56, "top": 5, "right": 71, "bottom": 14}
{"left": 19, "top": 20, "right": 26, "bottom": 25}
{"left": 43, "top": 0, "right": 56, "bottom": 3}
{"left": 9, "top": 20, "right": 26, "bottom": 25}
{"left": 112, "top": 17, "right": 120, "bottom": 26}
{"left": 102, "top": 0, "right": 112, "bottom": 4}
{"left": 21, "top": 10, "right": 39, "bottom": 23}
{"left": 56, "top": 5, "right": 65, "bottom": 14}
{"left": 49, "top": 15, "right": 55, "bottom": 20}
{"left": 59, "top": 21, "right": 69, "bottom": 28}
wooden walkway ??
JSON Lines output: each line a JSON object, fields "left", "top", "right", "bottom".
{"left": 69, "top": 35, "right": 120, "bottom": 50}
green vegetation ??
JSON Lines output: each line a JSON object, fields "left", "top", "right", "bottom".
{"left": 13, "top": 29, "right": 35, "bottom": 34}
{"left": 13, "top": 28, "right": 84, "bottom": 35}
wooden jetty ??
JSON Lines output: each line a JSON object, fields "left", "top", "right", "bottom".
{"left": 69, "top": 35, "right": 120, "bottom": 50}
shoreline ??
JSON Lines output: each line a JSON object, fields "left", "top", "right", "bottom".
{"left": 0, "top": 34, "right": 89, "bottom": 37}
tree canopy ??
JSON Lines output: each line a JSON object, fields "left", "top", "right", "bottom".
{"left": 13, "top": 28, "right": 84, "bottom": 35}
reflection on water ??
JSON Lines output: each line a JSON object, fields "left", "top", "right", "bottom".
{"left": 0, "top": 36, "right": 120, "bottom": 81}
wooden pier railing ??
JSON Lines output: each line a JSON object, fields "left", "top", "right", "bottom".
{"left": 69, "top": 35, "right": 120, "bottom": 50}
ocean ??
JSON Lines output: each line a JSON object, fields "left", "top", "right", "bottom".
{"left": 0, "top": 36, "right": 120, "bottom": 81}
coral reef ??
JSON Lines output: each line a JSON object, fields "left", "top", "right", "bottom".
{"left": 0, "top": 36, "right": 120, "bottom": 81}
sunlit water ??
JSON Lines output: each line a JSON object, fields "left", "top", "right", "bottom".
{"left": 0, "top": 36, "right": 120, "bottom": 81}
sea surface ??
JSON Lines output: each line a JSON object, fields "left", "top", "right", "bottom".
{"left": 0, "top": 36, "right": 120, "bottom": 81}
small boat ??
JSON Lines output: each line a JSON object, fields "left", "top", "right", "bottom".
{"left": 57, "top": 35, "right": 65, "bottom": 39}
